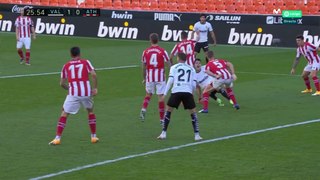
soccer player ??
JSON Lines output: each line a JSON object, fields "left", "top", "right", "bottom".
{"left": 49, "top": 47, "right": 98, "bottom": 145}
{"left": 158, "top": 52, "right": 202, "bottom": 141}
{"left": 291, "top": 35, "right": 320, "bottom": 96}
{"left": 194, "top": 58, "right": 232, "bottom": 110}
{"left": 191, "top": 14, "right": 216, "bottom": 62}
{"left": 15, "top": 7, "right": 36, "bottom": 65}
{"left": 170, "top": 31, "right": 196, "bottom": 67}
{"left": 140, "top": 33, "right": 171, "bottom": 124}
{"left": 202, "top": 51, "right": 240, "bottom": 111}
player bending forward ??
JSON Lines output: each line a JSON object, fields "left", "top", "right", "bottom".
{"left": 194, "top": 58, "right": 232, "bottom": 113}
{"left": 158, "top": 52, "right": 202, "bottom": 141}
{"left": 291, "top": 35, "right": 320, "bottom": 96}
{"left": 49, "top": 47, "right": 99, "bottom": 145}
{"left": 202, "top": 51, "right": 240, "bottom": 111}
{"left": 170, "top": 31, "right": 196, "bottom": 67}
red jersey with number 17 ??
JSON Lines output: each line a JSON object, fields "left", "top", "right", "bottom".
{"left": 142, "top": 45, "right": 169, "bottom": 82}
{"left": 61, "top": 59, "right": 94, "bottom": 97}
{"left": 205, "top": 59, "right": 232, "bottom": 80}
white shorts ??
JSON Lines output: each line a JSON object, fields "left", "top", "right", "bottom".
{"left": 63, "top": 95, "right": 94, "bottom": 114}
{"left": 17, "top": 37, "right": 31, "bottom": 49}
{"left": 146, "top": 81, "right": 166, "bottom": 95}
{"left": 210, "top": 79, "right": 233, "bottom": 89}
{"left": 304, "top": 63, "right": 320, "bottom": 72}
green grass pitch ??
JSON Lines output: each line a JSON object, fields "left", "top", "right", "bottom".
{"left": 0, "top": 33, "right": 319, "bottom": 179}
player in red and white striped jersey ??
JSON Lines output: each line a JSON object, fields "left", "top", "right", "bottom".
{"left": 49, "top": 47, "right": 99, "bottom": 145}
{"left": 170, "top": 31, "right": 196, "bottom": 67}
{"left": 201, "top": 51, "right": 239, "bottom": 112}
{"left": 140, "top": 33, "right": 171, "bottom": 124}
{"left": 291, "top": 35, "right": 320, "bottom": 96}
{"left": 15, "top": 8, "right": 36, "bottom": 65}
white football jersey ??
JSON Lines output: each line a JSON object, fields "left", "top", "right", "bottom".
{"left": 195, "top": 66, "right": 214, "bottom": 89}
{"left": 166, "top": 63, "right": 196, "bottom": 94}
{"left": 193, "top": 21, "right": 213, "bottom": 43}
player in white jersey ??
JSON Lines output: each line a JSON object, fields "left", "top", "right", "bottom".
{"left": 192, "top": 14, "right": 216, "bottom": 62}
{"left": 15, "top": 7, "right": 36, "bottom": 65}
{"left": 291, "top": 35, "right": 320, "bottom": 96}
{"left": 194, "top": 58, "right": 231, "bottom": 108}
{"left": 158, "top": 53, "right": 202, "bottom": 141}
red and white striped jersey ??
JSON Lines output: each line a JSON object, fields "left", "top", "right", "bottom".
{"left": 61, "top": 59, "right": 94, "bottom": 97}
{"left": 296, "top": 42, "right": 320, "bottom": 64}
{"left": 205, "top": 59, "right": 232, "bottom": 80}
{"left": 15, "top": 16, "right": 34, "bottom": 38}
{"left": 171, "top": 40, "right": 196, "bottom": 66}
{"left": 142, "top": 45, "right": 169, "bottom": 82}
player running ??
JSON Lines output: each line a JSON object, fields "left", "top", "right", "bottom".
{"left": 170, "top": 31, "right": 196, "bottom": 67}
{"left": 49, "top": 47, "right": 99, "bottom": 145}
{"left": 15, "top": 7, "right": 36, "bottom": 65}
{"left": 158, "top": 52, "right": 202, "bottom": 141}
{"left": 201, "top": 51, "right": 239, "bottom": 112}
{"left": 194, "top": 58, "right": 232, "bottom": 110}
{"left": 140, "top": 33, "right": 171, "bottom": 124}
{"left": 291, "top": 35, "right": 320, "bottom": 96}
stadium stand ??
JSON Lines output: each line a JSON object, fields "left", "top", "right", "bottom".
{"left": 0, "top": 0, "right": 319, "bottom": 15}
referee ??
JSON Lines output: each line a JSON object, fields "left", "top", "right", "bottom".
{"left": 192, "top": 14, "right": 217, "bottom": 63}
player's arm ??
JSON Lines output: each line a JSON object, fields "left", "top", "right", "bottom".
{"left": 291, "top": 52, "right": 301, "bottom": 75}
{"left": 60, "top": 78, "right": 69, "bottom": 90}
{"left": 164, "top": 67, "right": 174, "bottom": 96}
{"left": 226, "top": 62, "right": 237, "bottom": 80}
{"left": 15, "top": 27, "right": 19, "bottom": 41}
{"left": 196, "top": 85, "right": 202, "bottom": 103}
{"left": 31, "top": 26, "right": 36, "bottom": 40}
{"left": 90, "top": 70, "right": 98, "bottom": 95}
{"left": 205, "top": 69, "right": 221, "bottom": 79}
{"left": 210, "top": 31, "right": 217, "bottom": 46}
{"left": 142, "top": 62, "right": 146, "bottom": 84}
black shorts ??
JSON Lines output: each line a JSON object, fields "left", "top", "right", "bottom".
{"left": 194, "top": 42, "right": 209, "bottom": 53}
{"left": 167, "top": 92, "right": 196, "bottom": 110}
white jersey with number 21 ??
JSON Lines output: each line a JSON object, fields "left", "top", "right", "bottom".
{"left": 166, "top": 63, "right": 196, "bottom": 94}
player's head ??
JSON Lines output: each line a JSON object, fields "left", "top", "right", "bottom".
{"left": 180, "top": 31, "right": 188, "bottom": 40}
{"left": 194, "top": 58, "right": 202, "bottom": 72}
{"left": 149, "top": 33, "right": 159, "bottom": 45}
{"left": 207, "top": 50, "right": 214, "bottom": 60}
{"left": 70, "top": 47, "right": 81, "bottom": 57}
{"left": 296, "top": 35, "right": 305, "bottom": 46}
{"left": 177, "top": 52, "right": 187, "bottom": 62}
{"left": 20, "top": 7, "right": 25, "bottom": 16}
{"left": 200, "top": 14, "right": 206, "bottom": 23}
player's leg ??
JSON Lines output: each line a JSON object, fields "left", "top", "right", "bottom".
{"left": 200, "top": 81, "right": 220, "bottom": 113}
{"left": 310, "top": 65, "right": 320, "bottom": 96}
{"left": 158, "top": 93, "right": 180, "bottom": 140}
{"left": 301, "top": 65, "right": 312, "bottom": 93}
{"left": 156, "top": 82, "right": 166, "bottom": 124}
{"left": 203, "top": 42, "right": 209, "bottom": 63}
{"left": 82, "top": 97, "right": 99, "bottom": 143}
{"left": 49, "top": 96, "right": 80, "bottom": 145}
{"left": 140, "top": 82, "right": 154, "bottom": 121}
{"left": 16, "top": 39, "right": 24, "bottom": 64}
{"left": 24, "top": 38, "right": 31, "bottom": 65}
{"left": 183, "top": 93, "right": 202, "bottom": 141}
{"left": 225, "top": 81, "right": 239, "bottom": 110}
{"left": 209, "top": 90, "right": 224, "bottom": 106}
{"left": 194, "top": 43, "right": 201, "bottom": 58}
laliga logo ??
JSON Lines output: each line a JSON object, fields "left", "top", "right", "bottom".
{"left": 11, "top": 5, "right": 33, "bottom": 13}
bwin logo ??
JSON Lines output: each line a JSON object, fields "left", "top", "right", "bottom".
{"left": 111, "top": 11, "right": 133, "bottom": 19}
{"left": 0, "top": 19, "right": 12, "bottom": 31}
{"left": 35, "top": 18, "right": 75, "bottom": 35}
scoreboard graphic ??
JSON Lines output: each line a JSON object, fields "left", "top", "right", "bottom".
{"left": 23, "top": 8, "right": 100, "bottom": 17}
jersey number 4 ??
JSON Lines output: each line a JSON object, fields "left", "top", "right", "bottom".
{"left": 150, "top": 54, "right": 158, "bottom": 67}
{"left": 180, "top": 44, "right": 193, "bottom": 54}
{"left": 69, "top": 64, "right": 83, "bottom": 79}
{"left": 178, "top": 69, "right": 191, "bottom": 82}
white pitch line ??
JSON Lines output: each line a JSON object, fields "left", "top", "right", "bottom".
{"left": 0, "top": 65, "right": 139, "bottom": 79}
{"left": 237, "top": 71, "right": 300, "bottom": 77}
{"left": 30, "top": 118, "right": 320, "bottom": 180}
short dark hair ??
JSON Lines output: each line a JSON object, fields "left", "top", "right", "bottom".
{"left": 296, "top": 35, "right": 304, "bottom": 40}
{"left": 177, "top": 52, "right": 187, "bottom": 61}
{"left": 207, "top": 51, "right": 214, "bottom": 59}
{"left": 195, "top": 58, "right": 201, "bottom": 62}
{"left": 150, "top": 33, "right": 159, "bottom": 44}
{"left": 181, "top": 31, "right": 188, "bottom": 39}
{"left": 70, "top": 47, "right": 80, "bottom": 57}
{"left": 200, "top": 14, "right": 206, "bottom": 18}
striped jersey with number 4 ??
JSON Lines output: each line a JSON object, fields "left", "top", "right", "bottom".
{"left": 171, "top": 40, "right": 196, "bottom": 66}
{"left": 168, "top": 63, "right": 196, "bottom": 94}
{"left": 61, "top": 59, "right": 94, "bottom": 96}
{"left": 142, "top": 45, "right": 169, "bottom": 82}
{"left": 206, "top": 59, "right": 232, "bottom": 80}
